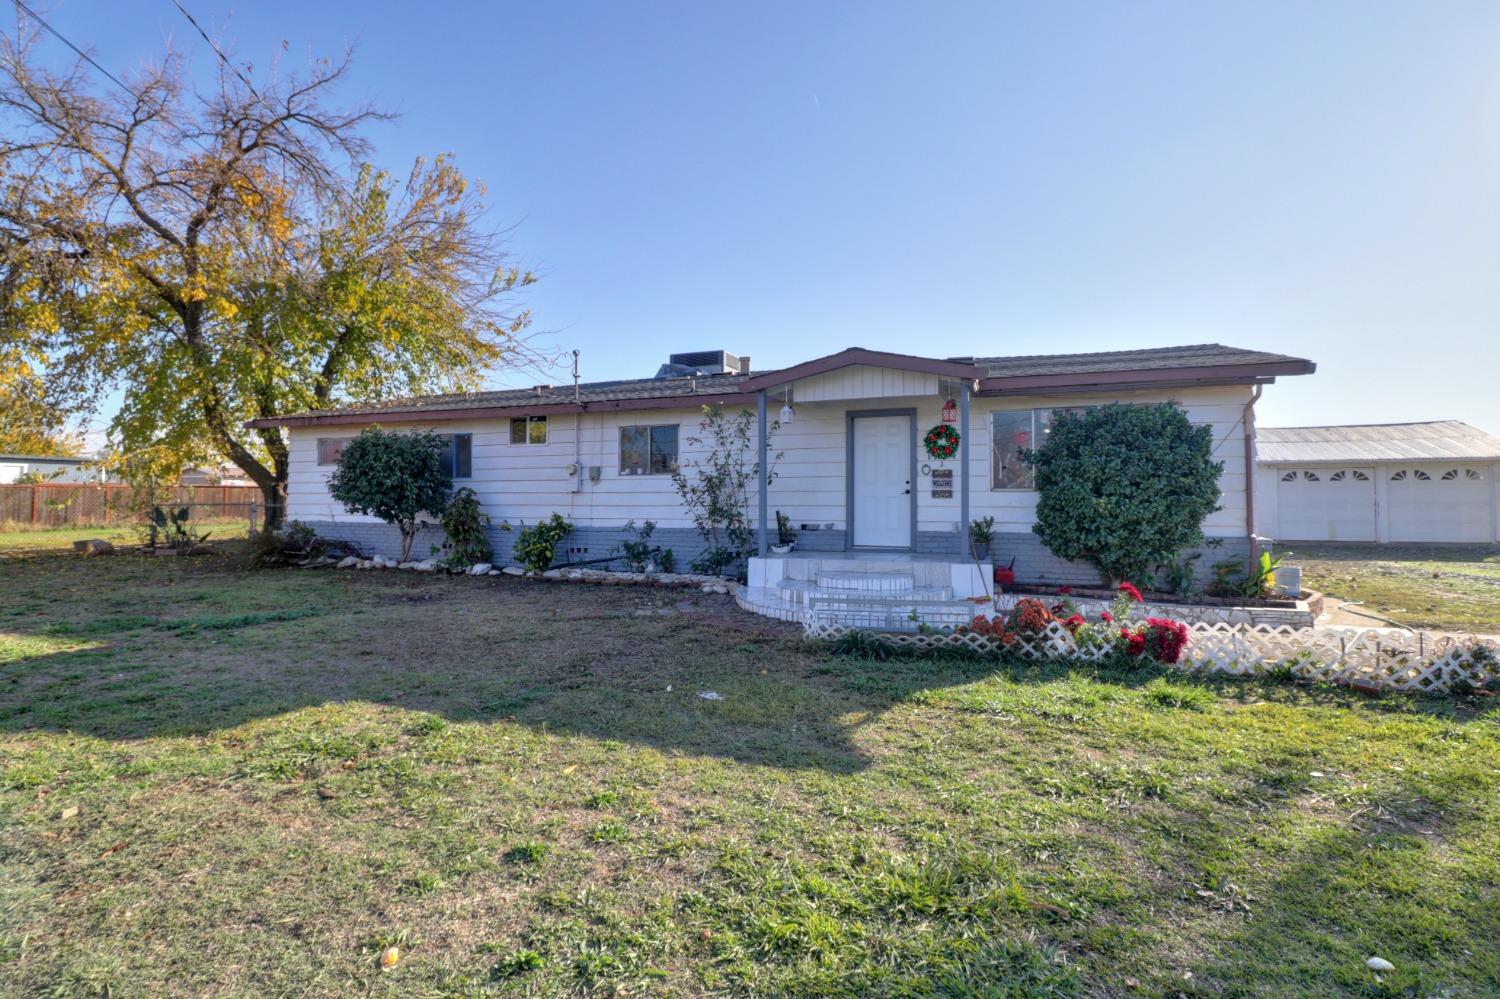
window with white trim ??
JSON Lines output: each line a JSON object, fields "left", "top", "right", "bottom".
{"left": 509, "top": 416, "right": 548, "bottom": 445}
{"left": 619, "top": 425, "right": 678, "bottom": 475}
{"left": 989, "top": 407, "right": 1094, "bottom": 490}
{"left": 438, "top": 434, "right": 472, "bottom": 479}
{"left": 316, "top": 438, "right": 353, "bottom": 466}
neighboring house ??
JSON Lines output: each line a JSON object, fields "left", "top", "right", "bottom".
{"left": 179, "top": 462, "right": 255, "bottom": 487}
{"left": 254, "top": 344, "right": 1314, "bottom": 593}
{"left": 1255, "top": 421, "right": 1500, "bottom": 543}
{"left": 0, "top": 453, "right": 101, "bottom": 484}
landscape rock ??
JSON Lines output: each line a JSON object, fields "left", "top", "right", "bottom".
{"left": 501, "top": 566, "right": 524, "bottom": 576}
{"left": 397, "top": 561, "right": 416, "bottom": 570}
{"left": 73, "top": 539, "right": 114, "bottom": 556}
{"left": 412, "top": 559, "right": 437, "bottom": 572}
{"left": 187, "top": 543, "right": 214, "bottom": 556}
{"left": 541, "top": 569, "right": 564, "bottom": 580}
{"left": 468, "top": 563, "right": 492, "bottom": 576}
{"left": 487, "top": 569, "right": 501, "bottom": 575}
{"left": 337, "top": 556, "right": 358, "bottom": 569}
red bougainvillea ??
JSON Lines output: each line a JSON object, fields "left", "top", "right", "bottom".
{"left": 1063, "top": 614, "right": 1085, "bottom": 634}
{"left": 1117, "top": 581, "right": 1144, "bottom": 603}
{"left": 1120, "top": 628, "right": 1147, "bottom": 656}
{"left": 1142, "top": 617, "right": 1190, "bottom": 664}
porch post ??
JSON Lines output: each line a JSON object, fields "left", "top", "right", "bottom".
{"left": 757, "top": 389, "right": 769, "bottom": 557}
{"left": 959, "top": 381, "right": 971, "bottom": 559}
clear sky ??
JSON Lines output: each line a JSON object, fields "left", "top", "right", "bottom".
{"left": 23, "top": 1, "right": 1500, "bottom": 437}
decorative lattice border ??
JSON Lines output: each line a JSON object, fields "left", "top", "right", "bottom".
{"left": 805, "top": 619, "right": 1500, "bottom": 695}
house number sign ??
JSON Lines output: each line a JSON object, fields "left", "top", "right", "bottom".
{"left": 930, "top": 468, "right": 954, "bottom": 499}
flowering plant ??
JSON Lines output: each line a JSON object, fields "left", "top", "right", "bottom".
{"left": 1007, "top": 597, "right": 1056, "bottom": 635}
{"left": 923, "top": 424, "right": 961, "bottom": 460}
{"left": 1117, "top": 581, "right": 1144, "bottom": 602}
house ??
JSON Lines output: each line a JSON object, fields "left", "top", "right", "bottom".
{"left": 1254, "top": 421, "right": 1500, "bottom": 543}
{"left": 0, "top": 453, "right": 101, "bottom": 484}
{"left": 252, "top": 343, "right": 1314, "bottom": 617}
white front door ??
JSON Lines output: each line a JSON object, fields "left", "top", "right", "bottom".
{"left": 852, "top": 415, "right": 912, "bottom": 548}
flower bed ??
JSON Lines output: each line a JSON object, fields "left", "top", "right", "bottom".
{"left": 813, "top": 583, "right": 1500, "bottom": 696}
{"left": 992, "top": 589, "right": 1321, "bottom": 630}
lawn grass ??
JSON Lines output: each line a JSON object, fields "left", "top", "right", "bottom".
{"left": 1, "top": 546, "right": 1496, "bottom": 997}
{"left": 1290, "top": 542, "right": 1500, "bottom": 633}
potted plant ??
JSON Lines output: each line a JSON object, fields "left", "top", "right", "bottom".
{"left": 969, "top": 515, "right": 995, "bottom": 561}
{"left": 770, "top": 511, "right": 797, "bottom": 554}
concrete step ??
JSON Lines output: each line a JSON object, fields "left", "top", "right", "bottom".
{"left": 814, "top": 569, "right": 915, "bottom": 594}
{"left": 775, "top": 578, "right": 953, "bottom": 606}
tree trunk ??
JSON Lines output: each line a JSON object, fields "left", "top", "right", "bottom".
{"left": 258, "top": 477, "right": 287, "bottom": 532}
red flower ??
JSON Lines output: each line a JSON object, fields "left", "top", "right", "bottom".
{"left": 1100, "top": 611, "right": 1114, "bottom": 623}
{"left": 1118, "top": 582, "right": 1144, "bottom": 602}
{"left": 1058, "top": 586, "right": 1073, "bottom": 596}
{"left": 1063, "top": 614, "right": 1085, "bottom": 634}
{"left": 1050, "top": 602, "right": 1067, "bottom": 615}
{"left": 1008, "top": 598, "right": 1055, "bottom": 635}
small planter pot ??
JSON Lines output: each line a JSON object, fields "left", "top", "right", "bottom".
{"left": 971, "top": 542, "right": 990, "bottom": 561}
{"left": 769, "top": 543, "right": 795, "bottom": 555}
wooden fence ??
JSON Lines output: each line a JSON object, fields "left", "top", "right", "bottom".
{"left": 0, "top": 483, "right": 261, "bottom": 529}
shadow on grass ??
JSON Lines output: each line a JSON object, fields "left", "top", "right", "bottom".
{"left": 1183, "top": 777, "right": 1500, "bottom": 996}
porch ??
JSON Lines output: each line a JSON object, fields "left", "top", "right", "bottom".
{"left": 737, "top": 552, "right": 994, "bottom": 629}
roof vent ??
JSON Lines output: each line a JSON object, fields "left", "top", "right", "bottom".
{"left": 655, "top": 350, "right": 747, "bottom": 379}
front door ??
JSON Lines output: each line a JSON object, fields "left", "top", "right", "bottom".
{"left": 852, "top": 414, "right": 912, "bottom": 547}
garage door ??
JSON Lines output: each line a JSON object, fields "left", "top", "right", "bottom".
{"left": 1276, "top": 467, "right": 1377, "bottom": 541}
{"left": 1387, "top": 466, "right": 1493, "bottom": 542}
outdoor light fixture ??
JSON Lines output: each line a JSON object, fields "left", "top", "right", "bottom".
{"left": 941, "top": 397, "right": 958, "bottom": 424}
{"left": 779, "top": 387, "right": 794, "bottom": 425}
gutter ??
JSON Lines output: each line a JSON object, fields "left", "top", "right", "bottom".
{"left": 1245, "top": 383, "right": 1263, "bottom": 563}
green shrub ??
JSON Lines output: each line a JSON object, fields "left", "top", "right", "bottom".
{"left": 506, "top": 513, "right": 572, "bottom": 573}
{"left": 1027, "top": 403, "right": 1222, "bottom": 585}
{"left": 616, "top": 519, "right": 656, "bottom": 571}
{"left": 327, "top": 427, "right": 451, "bottom": 562}
{"left": 440, "top": 486, "right": 490, "bottom": 567}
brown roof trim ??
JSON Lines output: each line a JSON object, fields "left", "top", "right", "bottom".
{"left": 976, "top": 359, "right": 1315, "bottom": 394}
{"left": 740, "top": 347, "right": 980, "bottom": 390}
{"left": 244, "top": 391, "right": 760, "bottom": 429}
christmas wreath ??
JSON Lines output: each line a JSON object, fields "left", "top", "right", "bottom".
{"left": 923, "top": 424, "right": 961, "bottom": 460}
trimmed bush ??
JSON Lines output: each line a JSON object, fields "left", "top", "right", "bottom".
{"left": 1027, "top": 403, "right": 1223, "bottom": 585}
{"left": 327, "top": 427, "right": 451, "bottom": 562}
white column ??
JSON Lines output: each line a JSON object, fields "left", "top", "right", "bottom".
{"left": 959, "top": 382, "right": 971, "bottom": 559}
{"left": 757, "top": 390, "right": 768, "bottom": 557}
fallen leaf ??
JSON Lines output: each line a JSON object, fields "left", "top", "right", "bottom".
{"left": 60, "top": 805, "right": 78, "bottom": 821}
{"left": 562, "top": 764, "right": 578, "bottom": 775}
{"left": 379, "top": 945, "right": 400, "bottom": 969}
{"left": 99, "top": 841, "right": 128, "bottom": 859}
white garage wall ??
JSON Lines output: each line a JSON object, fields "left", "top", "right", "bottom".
{"left": 1256, "top": 461, "right": 1500, "bottom": 543}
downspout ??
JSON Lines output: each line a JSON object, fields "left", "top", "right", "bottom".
{"left": 1244, "top": 384, "right": 1263, "bottom": 564}
{"left": 572, "top": 350, "right": 583, "bottom": 496}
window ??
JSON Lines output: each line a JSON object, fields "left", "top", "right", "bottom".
{"left": 1414, "top": 469, "right": 1431, "bottom": 481}
{"left": 509, "top": 416, "right": 547, "bottom": 445}
{"left": 1281, "top": 471, "right": 1297, "bottom": 482}
{"left": 1302, "top": 470, "right": 1320, "bottom": 482}
{"left": 989, "top": 407, "right": 1096, "bottom": 489}
{"left": 317, "top": 438, "right": 353, "bottom": 466}
{"left": 619, "top": 425, "right": 678, "bottom": 475}
{"left": 438, "top": 434, "right": 472, "bottom": 479}
{"left": 1330, "top": 470, "right": 1345, "bottom": 481}
{"left": 1353, "top": 470, "right": 1370, "bottom": 481}
{"left": 1467, "top": 469, "right": 1483, "bottom": 481}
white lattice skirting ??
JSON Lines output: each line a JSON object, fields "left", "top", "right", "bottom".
{"left": 805, "top": 620, "right": 1500, "bottom": 696}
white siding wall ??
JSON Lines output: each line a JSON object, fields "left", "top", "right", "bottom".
{"left": 287, "top": 383, "right": 1256, "bottom": 539}
{"left": 968, "top": 385, "right": 1255, "bottom": 539}
{"left": 792, "top": 365, "right": 939, "bottom": 402}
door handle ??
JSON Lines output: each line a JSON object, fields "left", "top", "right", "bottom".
{"left": 903, "top": 488, "right": 911, "bottom": 495}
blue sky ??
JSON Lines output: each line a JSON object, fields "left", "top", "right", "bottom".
{"left": 25, "top": 1, "right": 1500, "bottom": 436}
